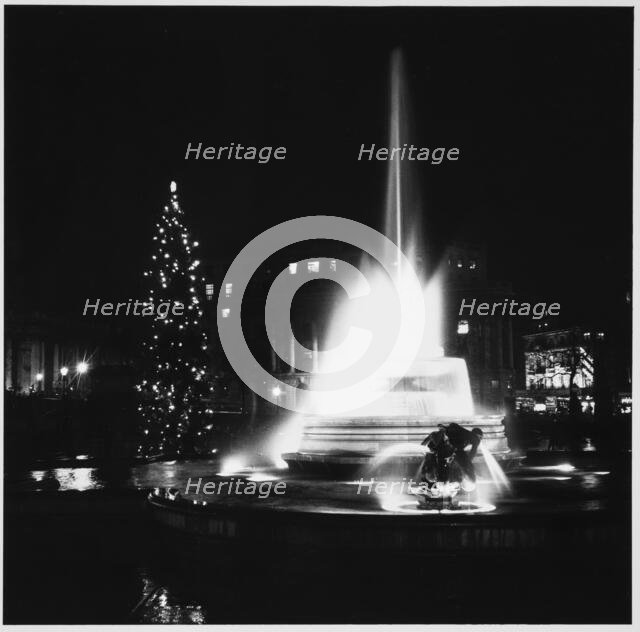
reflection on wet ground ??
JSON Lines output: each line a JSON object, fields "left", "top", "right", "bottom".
{"left": 4, "top": 455, "right": 631, "bottom": 624}
{"left": 134, "top": 571, "right": 206, "bottom": 624}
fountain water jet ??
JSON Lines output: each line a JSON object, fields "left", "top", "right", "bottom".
{"left": 282, "top": 49, "right": 511, "bottom": 476}
{"left": 480, "top": 443, "right": 511, "bottom": 492}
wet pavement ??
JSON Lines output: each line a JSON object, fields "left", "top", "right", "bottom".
{"left": 4, "top": 453, "right": 632, "bottom": 624}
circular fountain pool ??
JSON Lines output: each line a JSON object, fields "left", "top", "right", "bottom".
{"left": 147, "top": 457, "right": 628, "bottom": 555}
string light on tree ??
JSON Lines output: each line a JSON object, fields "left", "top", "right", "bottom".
{"left": 137, "top": 181, "right": 211, "bottom": 457}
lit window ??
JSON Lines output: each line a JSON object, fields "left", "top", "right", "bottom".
{"left": 533, "top": 403, "right": 546, "bottom": 412}
{"left": 308, "top": 260, "right": 320, "bottom": 273}
{"left": 457, "top": 320, "right": 469, "bottom": 335}
{"left": 581, "top": 401, "right": 591, "bottom": 413}
{"left": 225, "top": 283, "right": 233, "bottom": 297}
{"left": 221, "top": 308, "right": 230, "bottom": 318}
{"left": 469, "top": 260, "right": 477, "bottom": 270}
{"left": 289, "top": 263, "right": 298, "bottom": 275}
{"left": 329, "top": 259, "right": 337, "bottom": 272}
{"left": 491, "top": 380, "right": 500, "bottom": 389}
{"left": 205, "top": 283, "right": 214, "bottom": 301}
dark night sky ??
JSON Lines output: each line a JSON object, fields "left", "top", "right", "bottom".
{"left": 5, "top": 6, "right": 632, "bottom": 330}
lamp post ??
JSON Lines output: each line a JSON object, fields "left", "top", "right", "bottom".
{"left": 272, "top": 386, "right": 282, "bottom": 413}
{"left": 60, "top": 366, "right": 69, "bottom": 396}
{"left": 76, "top": 361, "right": 89, "bottom": 396}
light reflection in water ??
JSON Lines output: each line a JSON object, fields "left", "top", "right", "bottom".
{"left": 137, "top": 573, "right": 206, "bottom": 624}
{"left": 529, "top": 464, "right": 575, "bottom": 472}
{"left": 29, "top": 467, "right": 104, "bottom": 491}
{"left": 53, "top": 468, "right": 102, "bottom": 491}
{"left": 515, "top": 476, "right": 572, "bottom": 482}
{"left": 580, "top": 474, "right": 602, "bottom": 490}
{"left": 389, "top": 499, "right": 496, "bottom": 514}
{"left": 247, "top": 472, "right": 280, "bottom": 482}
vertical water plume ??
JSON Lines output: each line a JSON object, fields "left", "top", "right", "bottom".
{"left": 384, "top": 48, "right": 422, "bottom": 279}
{"left": 271, "top": 49, "right": 508, "bottom": 471}
{"left": 389, "top": 48, "right": 403, "bottom": 279}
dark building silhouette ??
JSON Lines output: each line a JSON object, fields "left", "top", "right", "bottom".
{"left": 441, "top": 242, "right": 515, "bottom": 413}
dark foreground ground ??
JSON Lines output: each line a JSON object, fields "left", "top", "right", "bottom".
{"left": 3, "top": 454, "right": 632, "bottom": 624}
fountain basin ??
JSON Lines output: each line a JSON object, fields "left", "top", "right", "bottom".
{"left": 283, "top": 414, "right": 513, "bottom": 475}
{"left": 146, "top": 466, "right": 627, "bottom": 555}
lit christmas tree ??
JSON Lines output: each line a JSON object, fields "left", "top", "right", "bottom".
{"left": 137, "top": 181, "right": 212, "bottom": 457}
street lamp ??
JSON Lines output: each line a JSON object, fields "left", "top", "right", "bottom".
{"left": 272, "top": 385, "right": 282, "bottom": 412}
{"left": 60, "top": 366, "right": 69, "bottom": 396}
{"left": 33, "top": 372, "right": 44, "bottom": 393}
{"left": 76, "top": 361, "right": 89, "bottom": 374}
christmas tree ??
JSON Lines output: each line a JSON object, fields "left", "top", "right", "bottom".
{"left": 137, "top": 181, "right": 212, "bottom": 457}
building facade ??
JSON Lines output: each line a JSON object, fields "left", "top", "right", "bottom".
{"left": 515, "top": 327, "right": 609, "bottom": 415}
{"left": 5, "top": 311, "right": 135, "bottom": 396}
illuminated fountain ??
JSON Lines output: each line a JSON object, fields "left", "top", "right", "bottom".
{"left": 282, "top": 49, "right": 510, "bottom": 473}
{"left": 146, "top": 51, "right": 624, "bottom": 571}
